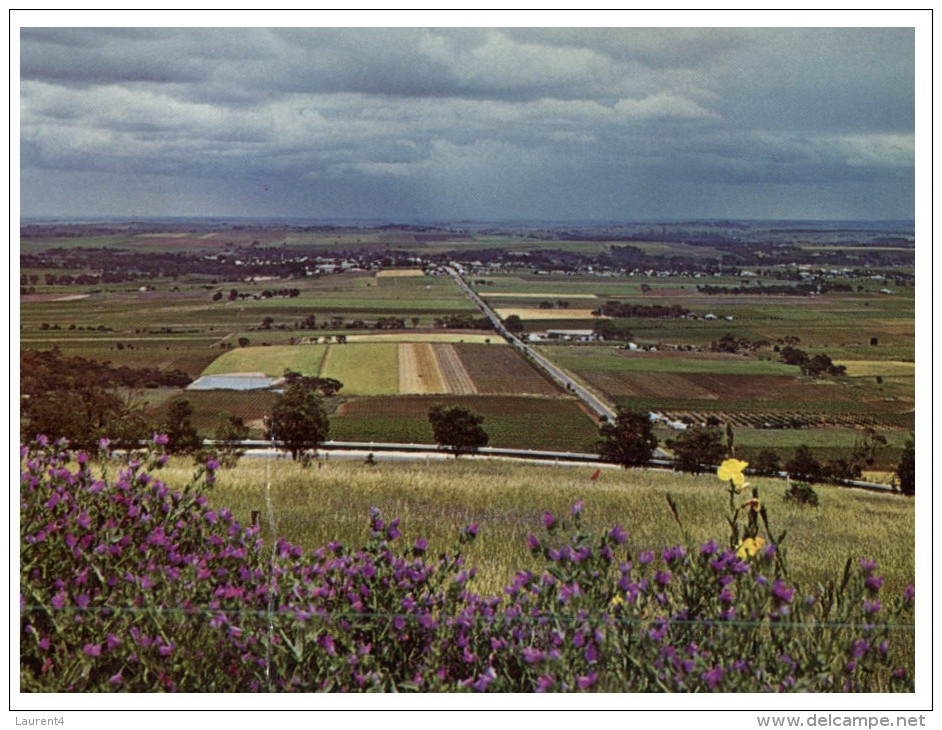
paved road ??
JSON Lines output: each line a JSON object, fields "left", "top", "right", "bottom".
{"left": 222, "top": 440, "right": 897, "bottom": 493}
{"left": 444, "top": 266, "right": 619, "bottom": 423}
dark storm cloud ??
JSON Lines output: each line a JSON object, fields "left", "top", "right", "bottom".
{"left": 19, "top": 25, "right": 916, "bottom": 220}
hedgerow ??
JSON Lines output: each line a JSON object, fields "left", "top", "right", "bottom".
{"left": 20, "top": 437, "right": 914, "bottom": 692}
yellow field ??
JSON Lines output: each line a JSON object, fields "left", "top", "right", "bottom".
{"left": 375, "top": 269, "right": 426, "bottom": 278}
{"left": 495, "top": 308, "right": 608, "bottom": 320}
{"left": 836, "top": 360, "right": 916, "bottom": 377}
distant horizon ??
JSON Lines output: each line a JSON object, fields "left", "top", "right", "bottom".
{"left": 20, "top": 216, "right": 916, "bottom": 227}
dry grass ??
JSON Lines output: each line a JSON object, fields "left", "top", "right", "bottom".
{"left": 158, "top": 458, "right": 915, "bottom": 599}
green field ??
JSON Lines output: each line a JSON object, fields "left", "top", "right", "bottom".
{"left": 151, "top": 458, "right": 915, "bottom": 599}
{"left": 330, "top": 395, "right": 599, "bottom": 452}
{"left": 320, "top": 343, "right": 399, "bottom": 395}
{"left": 202, "top": 344, "right": 327, "bottom": 377}
{"left": 539, "top": 346, "right": 797, "bottom": 375}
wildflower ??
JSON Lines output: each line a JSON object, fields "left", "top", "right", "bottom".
{"left": 535, "top": 675, "right": 555, "bottom": 693}
{"left": 701, "top": 665, "right": 724, "bottom": 690}
{"left": 576, "top": 672, "right": 598, "bottom": 690}
{"left": 662, "top": 545, "right": 686, "bottom": 563}
{"left": 736, "top": 536, "right": 765, "bottom": 560}
{"left": 610, "top": 594, "right": 625, "bottom": 608}
{"left": 863, "top": 599, "right": 882, "bottom": 614}
{"left": 571, "top": 500, "right": 584, "bottom": 515}
{"left": 851, "top": 639, "right": 871, "bottom": 658}
{"left": 465, "top": 523, "right": 478, "bottom": 538}
{"left": 700, "top": 539, "right": 719, "bottom": 556}
{"left": 638, "top": 550, "right": 654, "bottom": 565}
{"left": 655, "top": 570, "right": 672, "bottom": 586}
{"left": 413, "top": 537, "right": 428, "bottom": 555}
{"left": 526, "top": 533, "right": 540, "bottom": 552}
{"left": 739, "top": 498, "right": 761, "bottom": 512}
{"left": 772, "top": 580, "right": 795, "bottom": 604}
{"left": 152, "top": 432, "right": 169, "bottom": 445}
{"left": 98, "top": 438, "right": 110, "bottom": 451}
{"left": 860, "top": 558, "right": 878, "bottom": 573}
{"left": 106, "top": 633, "right": 121, "bottom": 651}
{"left": 717, "top": 458, "right": 749, "bottom": 489}
{"left": 108, "top": 671, "right": 123, "bottom": 686}
{"left": 83, "top": 643, "right": 102, "bottom": 657}
{"left": 609, "top": 525, "right": 628, "bottom": 544}
{"left": 584, "top": 643, "right": 599, "bottom": 663}
{"left": 521, "top": 647, "right": 545, "bottom": 664}
{"left": 903, "top": 584, "right": 915, "bottom": 602}
{"left": 864, "top": 574, "right": 884, "bottom": 592}
{"left": 542, "top": 511, "right": 556, "bottom": 530}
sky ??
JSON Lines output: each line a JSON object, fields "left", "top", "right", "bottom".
{"left": 18, "top": 22, "right": 918, "bottom": 222}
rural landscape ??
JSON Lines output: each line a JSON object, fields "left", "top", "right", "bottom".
{"left": 16, "top": 21, "right": 922, "bottom": 710}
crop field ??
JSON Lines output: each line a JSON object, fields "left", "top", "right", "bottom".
{"left": 540, "top": 347, "right": 797, "bottom": 375}
{"left": 319, "top": 343, "right": 399, "bottom": 395}
{"left": 455, "top": 343, "right": 561, "bottom": 396}
{"left": 201, "top": 344, "right": 327, "bottom": 377}
{"left": 342, "top": 332, "right": 504, "bottom": 344}
{"left": 330, "top": 395, "right": 599, "bottom": 452}
{"left": 495, "top": 307, "right": 606, "bottom": 320}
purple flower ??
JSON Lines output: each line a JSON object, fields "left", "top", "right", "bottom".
{"left": 542, "top": 511, "right": 556, "bottom": 530}
{"left": 535, "top": 675, "right": 555, "bottom": 693}
{"left": 50, "top": 592, "right": 67, "bottom": 609}
{"left": 609, "top": 525, "right": 628, "bottom": 544}
{"left": 98, "top": 438, "right": 110, "bottom": 450}
{"left": 472, "top": 667, "right": 496, "bottom": 692}
{"left": 571, "top": 500, "right": 584, "bottom": 516}
{"left": 83, "top": 643, "right": 101, "bottom": 657}
{"left": 584, "top": 643, "right": 599, "bottom": 663}
{"left": 638, "top": 550, "right": 654, "bottom": 565}
{"left": 662, "top": 545, "right": 686, "bottom": 563}
{"left": 158, "top": 643, "right": 175, "bottom": 656}
{"left": 153, "top": 432, "right": 169, "bottom": 445}
{"left": 852, "top": 639, "right": 871, "bottom": 658}
{"left": 701, "top": 665, "right": 724, "bottom": 690}
{"left": 772, "top": 580, "right": 795, "bottom": 604}
{"left": 700, "top": 540, "right": 719, "bottom": 556}
{"left": 865, "top": 574, "right": 884, "bottom": 592}
{"left": 465, "top": 523, "right": 478, "bottom": 538}
{"left": 106, "top": 633, "right": 121, "bottom": 650}
{"left": 655, "top": 570, "right": 672, "bottom": 586}
{"left": 576, "top": 672, "right": 598, "bottom": 690}
{"left": 526, "top": 533, "right": 540, "bottom": 552}
{"left": 903, "top": 584, "right": 915, "bottom": 602}
{"left": 522, "top": 647, "right": 545, "bottom": 664}
{"left": 860, "top": 557, "right": 878, "bottom": 573}
{"left": 413, "top": 537, "right": 428, "bottom": 555}
{"left": 863, "top": 599, "right": 882, "bottom": 614}
{"left": 205, "top": 457, "right": 220, "bottom": 471}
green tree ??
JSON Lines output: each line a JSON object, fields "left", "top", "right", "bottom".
{"left": 428, "top": 404, "right": 488, "bottom": 458}
{"left": 504, "top": 314, "right": 524, "bottom": 333}
{"left": 596, "top": 408, "right": 657, "bottom": 468}
{"left": 213, "top": 412, "right": 250, "bottom": 468}
{"left": 269, "top": 380, "right": 329, "bottom": 462}
{"left": 671, "top": 426, "right": 725, "bottom": 474}
{"left": 897, "top": 438, "right": 915, "bottom": 495}
{"left": 163, "top": 396, "right": 202, "bottom": 455}
{"left": 785, "top": 445, "right": 824, "bottom": 483}
{"left": 751, "top": 448, "right": 781, "bottom": 477}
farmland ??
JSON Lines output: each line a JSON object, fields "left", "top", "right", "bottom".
{"left": 19, "top": 220, "right": 915, "bottom": 474}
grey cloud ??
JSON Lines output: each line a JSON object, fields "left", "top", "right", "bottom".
{"left": 18, "top": 26, "right": 916, "bottom": 220}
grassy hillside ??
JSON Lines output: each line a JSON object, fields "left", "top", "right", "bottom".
{"left": 157, "top": 457, "right": 915, "bottom": 598}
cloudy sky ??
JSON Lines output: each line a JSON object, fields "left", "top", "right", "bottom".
{"left": 19, "top": 24, "right": 917, "bottom": 222}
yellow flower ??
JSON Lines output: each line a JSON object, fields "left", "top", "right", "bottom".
{"left": 717, "top": 458, "right": 749, "bottom": 489}
{"left": 610, "top": 594, "right": 625, "bottom": 608}
{"left": 739, "top": 498, "right": 761, "bottom": 513}
{"left": 736, "top": 536, "right": 766, "bottom": 559}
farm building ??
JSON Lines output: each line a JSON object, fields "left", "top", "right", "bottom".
{"left": 544, "top": 329, "right": 600, "bottom": 342}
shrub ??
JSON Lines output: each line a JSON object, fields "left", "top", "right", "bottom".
{"left": 20, "top": 439, "right": 914, "bottom": 693}
{"left": 783, "top": 481, "right": 820, "bottom": 507}
{"left": 897, "top": 439, "right": 915, "bottom": 496}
